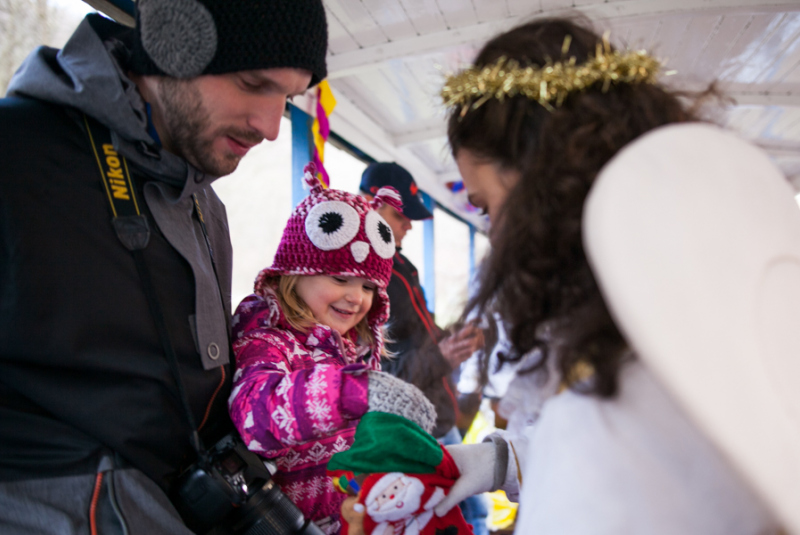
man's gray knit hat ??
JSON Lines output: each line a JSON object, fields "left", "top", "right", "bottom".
{"left": 130, "top": 0, "right": 328, "bottom": 86}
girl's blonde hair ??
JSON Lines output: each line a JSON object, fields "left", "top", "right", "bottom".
{"left": 271, "top": 275, "right": 377, "bottom": 350}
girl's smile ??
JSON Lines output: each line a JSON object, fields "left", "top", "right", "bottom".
{"left": 294, "top": 275, "right": 376, "bottom": 335}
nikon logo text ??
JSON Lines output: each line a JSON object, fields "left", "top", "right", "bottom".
{"left": 103, "top": 144, "right": 130, "bottom": 200}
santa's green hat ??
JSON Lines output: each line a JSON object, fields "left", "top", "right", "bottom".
{"left": 329, "top": 412, "right": 444, "bottom": 476}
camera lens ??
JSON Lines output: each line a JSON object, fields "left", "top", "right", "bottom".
{"left": 231, "top": 480, "right": 324, "bottom": 535}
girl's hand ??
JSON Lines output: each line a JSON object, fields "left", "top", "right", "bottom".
{"left": 341, "top": 496, "right": 366, "bottom": 535}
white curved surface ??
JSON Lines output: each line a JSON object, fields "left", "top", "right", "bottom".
{"left": 584, "top": 122, "right": 800, "bottom": 533}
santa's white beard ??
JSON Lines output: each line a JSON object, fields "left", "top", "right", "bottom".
{"left": 368, "top": 476, "right": 425, "bottom": 523}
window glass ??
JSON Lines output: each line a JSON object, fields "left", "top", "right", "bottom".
{"left": 433, "top": 208, "right": 471, "bottom": 327}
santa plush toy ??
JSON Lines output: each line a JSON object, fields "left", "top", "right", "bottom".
{"left": 328, "top": 412, "right": 472, "bottom": 535}
{"left": 364, "top": 472, "right": 444, "bottom": 535}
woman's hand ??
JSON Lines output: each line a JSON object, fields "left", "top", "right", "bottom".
{"left": 435, "top": 433, "right": 527, "bottom": 516}
{"left": 341, "top": 496, "right": 366, "bottom": 535}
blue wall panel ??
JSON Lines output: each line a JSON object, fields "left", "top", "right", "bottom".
{"left": 290, "top": 104, "right": 312, "bottom": 206}
{"left": 421, "top": 192, "right": 436, "bottom": 314}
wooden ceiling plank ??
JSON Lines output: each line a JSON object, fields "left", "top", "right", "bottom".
{"left": 436, "top": 0, "right": 479, "bottom": 29}
{"left": 545, "top": 0, "right": 611, "bottom": 11}
{"left": 761, "top": 14, "right": 800, "bottom": 89}
{"left": 615, "top": 19, "right": 661, "bottom": 49}
{"left": 772, "top": 64, "right": 800, "bottom": 92}
{"left": 361, "top": 0, "right": 419, "bottom": 42}
{"left": 379, "top": 63, "right": 441, "bottom": 121}
{"left": 473, "top": 0, "right": 509, "bottom": 23}
{"left": 393, "top": 123, "right": 447, "bottom": 146}
{"left": 402, "top": 52, "right": 454, "bottom": 105}
{"left": 650, "top": 15, "right": 693, "bottom": 62}
{"left": 335, "top": 64, "right": 437, "bottom": 131}
{"left": 540, "top": 0, "right": 569, "bottom": 12}
{"left": 583, "top": 0, "right": 800, "bottom": 21}
{"left": 408, "top": 142, "right": 450, "bottom": 175}
{"left": 722, "top": 106, "right": 765, "bottom": 136}
{"left": 718, "top": 12, "right": 788, "bottom": 82}
{"left": 398, "top": 0, "right": 449, "bottom": 34}
{"left": 324, "top": 0, "right": 389, "bottom": 49}
{"left": 730, "top": 91, "right": 800, "bottom": 107}
{"left": 336, "top": 73, "right": 407, "bottom": 130}
{"left": 726, "top": 105, "right": 784, "bottom": 138}
{"left": 327, "top": 17, "right": 518, "bottom": 79}
{"left": 670, "top": 14, "right": 724, "bottom": 83}
{"left": 746, "top": 106, "right": 785, "bottom": 139}
{"left": 329, "top": 79, "right": 407, "bottom": 149}
{"left": 326, "top": 5, "right": 362, "bottom": 55}
{"left": 688, "top": 14, "right": 753, "bottom": 80}
{"left": 759, "top": 107, "right": 800, "bottom": 140}
{"left": 397, "top": 60, "right": 443, "bottom": 115}
{"left": 603, "top": 19, "right": 635, "bottom": 48}
{"left": 506, "top": 0, "right": 542, "bottom": 18}
{"left": 753, "top": 13, "right": 800, "bottom": 85}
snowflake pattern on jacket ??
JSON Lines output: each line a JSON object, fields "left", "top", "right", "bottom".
{"left": 229, "top": 289, "right": 378, "bottom": 534}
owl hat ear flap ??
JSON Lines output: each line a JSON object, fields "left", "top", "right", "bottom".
{"left": 370, "top": 187, "right": 403, "bottom": 212}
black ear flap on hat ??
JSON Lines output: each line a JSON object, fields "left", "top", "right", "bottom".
{"left": 137, "top": 0, "right": 218, "bottom": 78}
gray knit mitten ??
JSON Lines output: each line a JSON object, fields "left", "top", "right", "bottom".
{"left": 366, "top": 370, "right": 437, "bottom": 434}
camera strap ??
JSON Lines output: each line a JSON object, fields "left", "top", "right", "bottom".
{"left": 83, "top": 114, "right": 203, "bottom": 453}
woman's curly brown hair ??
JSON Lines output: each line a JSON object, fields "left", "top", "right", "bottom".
{"left": 451, "top": 17, "right": 708, "bottom": 398}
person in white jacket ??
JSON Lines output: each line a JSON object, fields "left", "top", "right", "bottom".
{"left": 342, "top": 16, "right": 789, "bottom": 535}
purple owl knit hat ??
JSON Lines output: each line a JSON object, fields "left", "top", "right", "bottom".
{"left": 255, "top": 164, "right": 402, "bottom": 365}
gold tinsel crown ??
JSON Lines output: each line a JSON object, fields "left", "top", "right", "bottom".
{"left": 441, "top": 36, "right": 664, "bottom": 114}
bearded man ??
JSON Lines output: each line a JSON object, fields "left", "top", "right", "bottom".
{"left": 0, "top": 1, "right": 326, "bottom": 533}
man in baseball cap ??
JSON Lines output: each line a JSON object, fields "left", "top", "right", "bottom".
{"left": 360, "top": 162, "right": 433, "bottom": 247}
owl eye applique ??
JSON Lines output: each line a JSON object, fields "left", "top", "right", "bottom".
{"left": 365, "top": 210, "right": 395, "bottom": 259}
{"left": 305, "top": 201, "right": 361, "bottom": 251}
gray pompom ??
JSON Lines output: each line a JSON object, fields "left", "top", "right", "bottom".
{"left": 138, "top": 0, "right": 218, "bottom": 78}
{"left": 367, "top": 371, "right": 437, "bottom": 434}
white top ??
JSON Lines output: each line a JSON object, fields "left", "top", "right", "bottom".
{"left": 515, "top": 361, "right": 779, "bottom": 535}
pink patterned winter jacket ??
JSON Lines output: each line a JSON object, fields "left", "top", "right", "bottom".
{"left": 229, "top": 291, "right": 377, "bottom": 535}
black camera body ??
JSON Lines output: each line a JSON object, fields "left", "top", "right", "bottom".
{"left": 173, "top": 433, "right": 324, "bottom": 535}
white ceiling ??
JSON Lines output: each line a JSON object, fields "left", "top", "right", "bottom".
{"left": 299, "top": 0, "right": 800, "bottom": 228}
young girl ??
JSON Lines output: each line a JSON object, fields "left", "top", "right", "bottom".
{"left": 230, "top": 166, "right": 436, "bottom": 535}
{"left": 345, "top": 16, "right": 783, "bottom": 535}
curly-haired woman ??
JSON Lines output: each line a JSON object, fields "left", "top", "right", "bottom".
{"left": 344, "top": 16, "right": 784, "bottom": 535}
